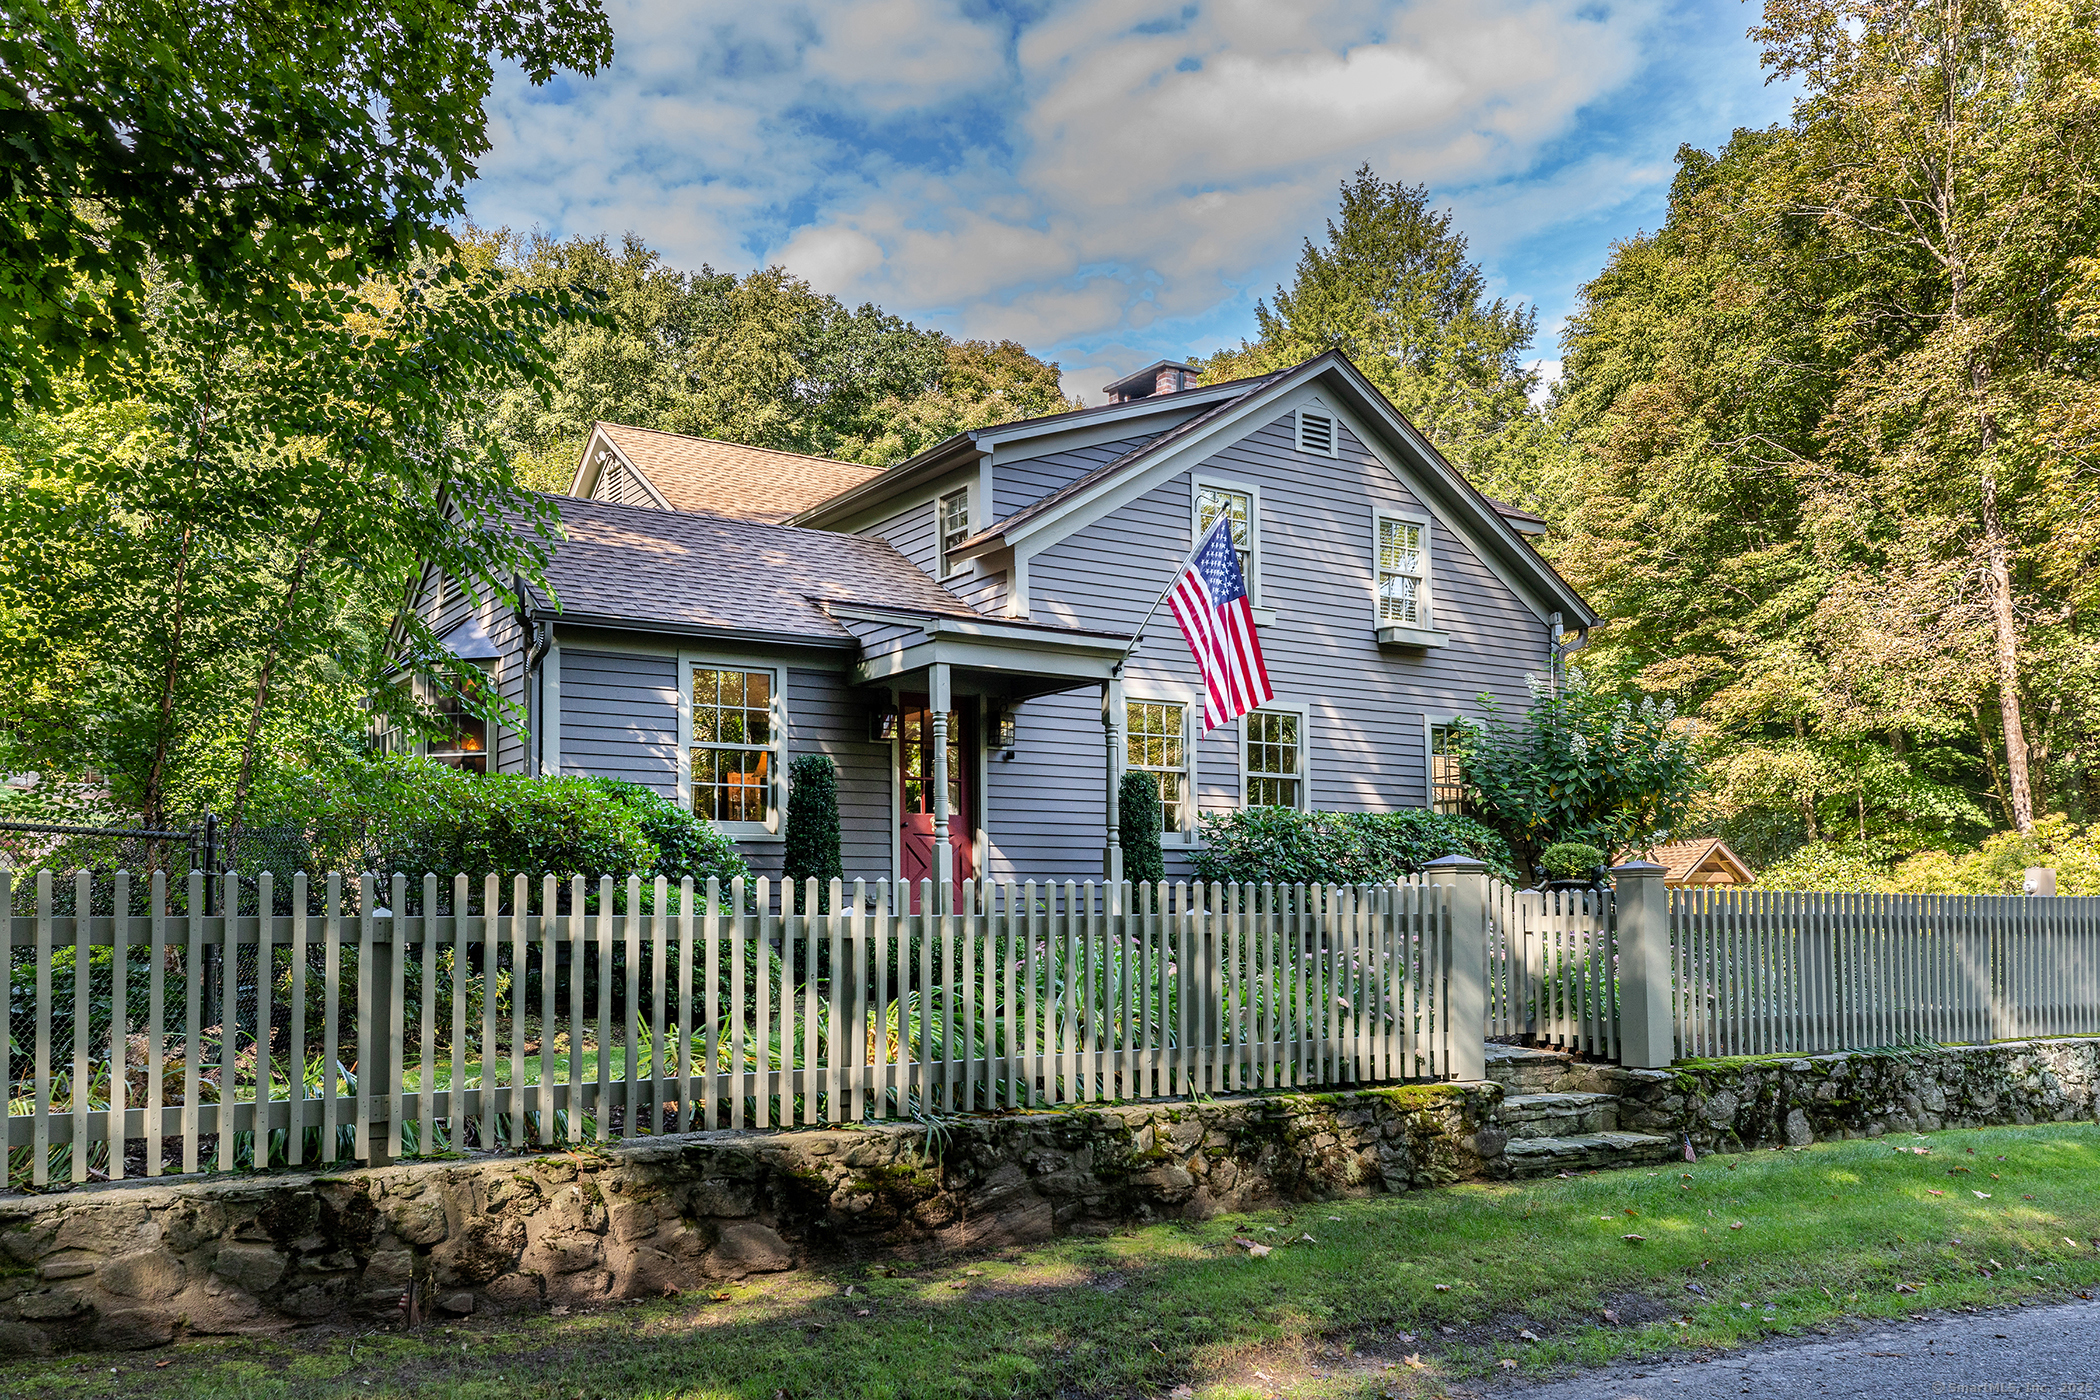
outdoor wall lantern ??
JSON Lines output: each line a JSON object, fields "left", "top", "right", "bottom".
{"left": 868, "top": 706, "right": 899, "bottom": 742}
{"left": 994, "top": 706, "right": 1018, "bottom": 751}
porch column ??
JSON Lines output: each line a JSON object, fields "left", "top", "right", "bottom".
{"left": 1101, "top": 674, "right": 1124, "bottom": 891}
{"left": 930, "top": 662, "right": 953, "bottom": 910}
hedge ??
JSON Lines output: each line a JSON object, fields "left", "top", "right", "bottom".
{"left": 251, "top": 758, "right": 748, "bottom": 907}
{"left": 1192, "top": 807, "right": 1516, "bottom": 886}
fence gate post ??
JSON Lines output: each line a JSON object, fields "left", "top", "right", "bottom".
{"left": 1611, "top": 860, "right": 1673, "bottom": 1069}
{"left": 1424, "top": 856, "right": 1488, "bottom": 1082}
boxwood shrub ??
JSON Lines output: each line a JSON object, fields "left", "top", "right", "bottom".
{"left": 1192, "top": 807, "right": 1516, "bottom": 886}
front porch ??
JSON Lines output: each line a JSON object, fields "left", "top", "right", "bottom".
{"left": 828, "top": 605, "right": 1137, "bottom": 903}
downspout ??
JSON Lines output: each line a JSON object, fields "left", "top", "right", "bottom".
{"left": 523, "top": 613, "right": 552, "bottom": 778}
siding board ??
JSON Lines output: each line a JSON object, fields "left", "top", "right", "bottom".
{"left": 559, "top": 650, "right": 678, "bottom": 792}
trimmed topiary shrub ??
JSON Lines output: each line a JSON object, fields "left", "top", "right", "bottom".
{"left": 783, "top": 753, "right": 844, "bottom": 911}
{"left": 1540, "top": 841, "right": 1607, "bottom": 883}
{"left": 1119, "top": 770, "right": 1166, "bottom": 889}
{"left": 1192, "top": 807, "right": 1516, "bottom": 886}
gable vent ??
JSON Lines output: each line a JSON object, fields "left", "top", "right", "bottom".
{"left": 1297, "top": 409, "right": 1337, "bottom": 457}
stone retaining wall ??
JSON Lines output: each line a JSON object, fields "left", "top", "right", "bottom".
{"left": 1603, "top": 1036, "right": 2100, "bottom": 1151}
{"left": 7, "top": 1037, "right": 2095, "bottom": 1357}
{"left": 0, "top": 1084, "right": 1496, "bottom": 1356}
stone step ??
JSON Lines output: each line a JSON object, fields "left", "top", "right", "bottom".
{"left": 1484, "top": 1043, "right": 1596, "bottom": 1095}
{"left": 1501, "top": 1130, "right": 1678, "bottom": 1177}
{"left": 1495, "top": 1091, "right": 1620, "bottom": 1138}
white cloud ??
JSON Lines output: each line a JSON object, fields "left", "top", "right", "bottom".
{"left": 468, "top": 0, "right": 1777, "bottom": 394}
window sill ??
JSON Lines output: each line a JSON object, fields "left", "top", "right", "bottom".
{"left": 1376, "top": 624, "right": 1448, "bottom": 649}
{"left": 716, "top": 826, "right": 784, "bottom": 843}
{"left": 1251, "top": 607, "right": 1278, "bottom": 626}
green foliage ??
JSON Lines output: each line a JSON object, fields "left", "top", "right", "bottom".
{"left": 1455, "top": 668, "right": 1700, "bottom": 877}
{"left": 782, "top": 754, "right": 843, "bottom": 911}
{"left": 1542, "top": 2, "right": 2100, "bottom": 847}
{"left": 1118, "top": 771, "right": 1166, "bottom": 888}
{"left": 0, "top": 250, "right": 589, "bottom": 830}
{"left": 1754, "top": 845, "right": 1892, "bottom": 894}
{"left": 1192, "top": 807, "right": 1515, "bottom": 887}
{"left": 476, "top": 232, "right": 1078, "bottom": 484}
{"left": 253, "top": 758, "right": 747, "bottom": 901}
{"left": 1540, "top": 842, "right": 1607, "bottom": 882}
{"left": 1199, "top": 164, "right": 1553, "bottom": 501}
{"left": 1, "top": 0, "right": 612, "bottom": 410}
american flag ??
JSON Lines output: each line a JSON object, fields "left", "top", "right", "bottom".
{"left": 1167, "top": 518, "right": 1274, "bottom": 730}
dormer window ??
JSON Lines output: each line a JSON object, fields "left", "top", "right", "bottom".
{"left": 937, "top": 486, "right": 971, "bottom": 577}
{"left": 1297, "top": 408, "right": 1337, "bottom": 457}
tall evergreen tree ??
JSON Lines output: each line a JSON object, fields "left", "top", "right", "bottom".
{"left": 1202, "top": 165, "right": 1549, "bottom": 500}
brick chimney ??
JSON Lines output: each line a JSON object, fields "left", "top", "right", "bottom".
{"left": 1102, "top": 360, "right": 1199, "bottom": 404}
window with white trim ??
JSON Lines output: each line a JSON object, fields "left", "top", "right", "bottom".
{"left": 1296, "top": 408, "right": 1337, "bottom": 456}
{"left": 1195, "top": 483, "right": 1253, "bottom": 580}
{"left": 1126, "top": 700, "right": 1190, "bottom": 834}
{"left": 1429, "top": 721, "right": 1465, "bottom": 815}
{"left": 426, "top": 665, "right": 493, "bottom": 774}
{"left": 1377, "top": 516, "right": 1428, "bottom": 626}
{"left": 937, "top": 486, "right": 970, "bottom": 577}
{"left": 1243, "top": 708, "right": 1304, "bottom": 809}
{"left": 689, "top": 666, "right": 779, "bottom": 827}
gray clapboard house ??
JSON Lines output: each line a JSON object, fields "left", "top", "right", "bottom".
{"left": 395, "top": 350, "right": 1595, "bottom": 901}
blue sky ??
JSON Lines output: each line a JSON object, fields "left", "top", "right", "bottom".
{"left": 467, "top": 0, "right": 1795, "bottom": 402}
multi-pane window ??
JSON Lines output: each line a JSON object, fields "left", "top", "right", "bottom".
{"left": 1430, "top": 722, "right": 1465, "bottom": 815}
{"left": 691, "top": 668, "right": 774, "bottom": 824}
{"left": 1244, "top": 709, "right": 1303, "bottom": 809}
{"left": 937, "top": 487, "right": 970, "bottom": 577}
{"left": 1378, "top": 518, "right": 1426, "bottom": 626}
{"left": 1126, "top": 701, "right": 1189, "bottom": 833}
{"left": 427, "top": 667, "right": 491, "bottom": 775}
{"left": 1196, "top": 484, "right": 1253, "bottom": 579}
{"left": 901, "top": 708, "right": 962, "bottom": 816}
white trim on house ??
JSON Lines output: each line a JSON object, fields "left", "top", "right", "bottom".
{"left": 1125, "top": 694, "right": 1200, "bottom": 847}
{"left": 1239, "top": 700, "right": 1310, "bottom": 812}
{"left": 936, "top": 484, "right": 971, "bottom": 579}
{"left": 1191, "top": 472, "right": 1274, "bottom": 619}
{"left": 1421, "top": 712, "right": 1466, "bottom": 812}
{"left": 1372, "top": 508, "right": 1447, "bottom": 649}
{"left": 676, "top": 651, "right": 788, "bottom": 841}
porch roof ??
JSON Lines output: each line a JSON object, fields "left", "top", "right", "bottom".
{"left": 827, "top": 604, "right": 1133, "bottom": 701}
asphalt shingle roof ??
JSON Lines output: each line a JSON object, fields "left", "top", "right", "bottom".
{"left": 529, "top": 494, "right": 980, "bottom": 641}
{"left": 597, "top": 422, "right": 883, "bottom": 523}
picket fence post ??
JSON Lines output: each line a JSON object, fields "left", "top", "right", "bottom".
{"left": 1611, "top": 860, "right": 1674, "bottom": 1069}
{"left": 1424, "top": 856, "right": 1488, "bottom": 1081}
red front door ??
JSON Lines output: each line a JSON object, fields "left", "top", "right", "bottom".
{"left": 900, "top": 696, "right": 973, "bottom": 910}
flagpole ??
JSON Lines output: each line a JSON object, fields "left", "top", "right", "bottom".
{"left": 1114, "top": 518, "right": 1231, "bottom": 670}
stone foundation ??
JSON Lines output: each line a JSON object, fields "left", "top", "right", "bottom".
{"left": 1601, "top": 1036, "right": 2100, "bottom": 1152}
{"left": 0, "top": 1084, "right": 1496, "bottom": 1355}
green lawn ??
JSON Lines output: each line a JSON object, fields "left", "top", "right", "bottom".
{"left": 8, "top": 1121, "right": 2099, "bottom": 1400}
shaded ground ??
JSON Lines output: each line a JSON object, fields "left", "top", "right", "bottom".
{"left": 3, "top": 1121, "right": 2098, "bottom": 1399}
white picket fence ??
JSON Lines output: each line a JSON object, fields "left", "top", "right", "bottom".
{"left": 1668, "top": 887, "right": 2100, "bottom": 1058}
{"left": 1, "top": 869, "right": 1458, "bottom": 1189}
{"left": 1486, "top": 884, "right": 1619, "bottom": 1059}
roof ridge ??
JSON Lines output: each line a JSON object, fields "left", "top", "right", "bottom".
{"left": 542, "top": 490, "right": 897, "bottom": 541}
{"left": 594, "top": 421, "right": 884, "bottom": 472}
